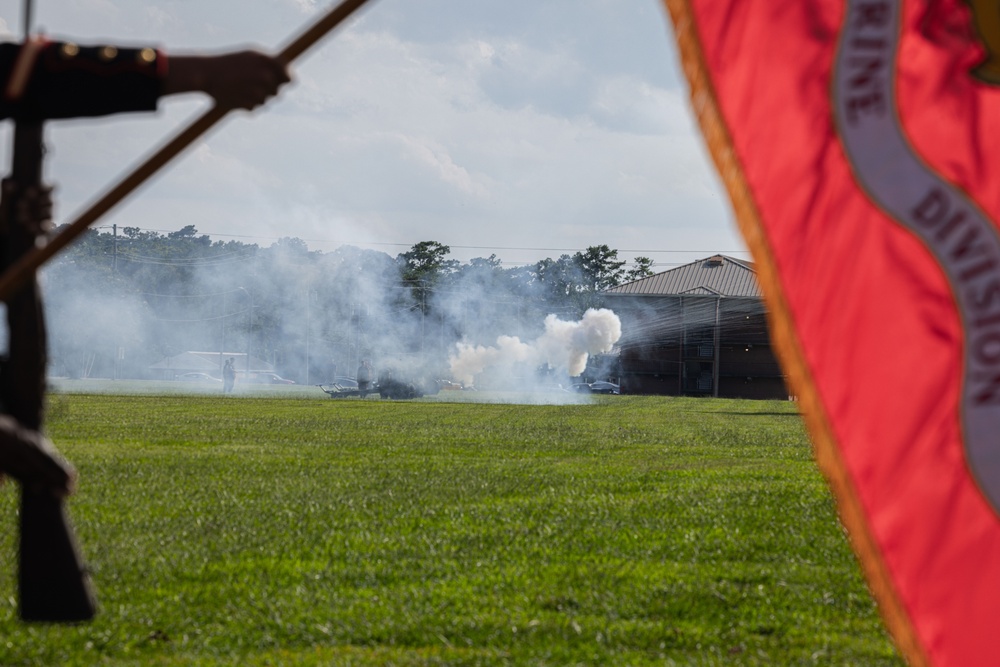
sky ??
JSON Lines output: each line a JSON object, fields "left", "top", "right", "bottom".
{"left": 0, "top": 0, "right": 746, "bottom": 269}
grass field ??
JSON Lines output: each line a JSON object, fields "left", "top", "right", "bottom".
{"left": 0, "top": 392, "right": 902, "bottom": 666}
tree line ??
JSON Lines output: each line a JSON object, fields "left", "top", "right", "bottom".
{"left": 42, "top": 225, "right": 655, "bottom": 382}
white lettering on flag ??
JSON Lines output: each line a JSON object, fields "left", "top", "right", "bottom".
{"left": 834, "top": 0, "right": 1000, "bottom": 512}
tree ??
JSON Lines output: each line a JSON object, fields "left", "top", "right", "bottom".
{"left": 396, "top": 241, "right": 459, "bottom": 313}
{"left": 574, "top": 245, "right": 625, "bottom": 293}
{"left": 531, "top": 255, "right": 577, "bottom": 303}
{"left": 168, "top": 224, "right": 199, "bottom": 239}
{"left": 623, "top": 256, "right": 656, "bottom": 283}
{"left": 529, "top": 245, "right": 628, "bottom": 315}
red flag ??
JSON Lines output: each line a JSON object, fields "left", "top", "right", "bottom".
{"left": 663, "top": 1, "right": 1000, "bottom": 664}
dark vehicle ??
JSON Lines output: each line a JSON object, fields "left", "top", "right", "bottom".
{"left": 566, "top": 381, "right": 619, "bottom": 394}
{"left": 376, "top": 369, "right": 442, "bottom": 400}
{"left": 319, "top": 369, "right": 441, "bottom": 400}
{"left": 177, "top": 372, "right": 222, "bottom": 383}
{"left": 319, "top": 376, "right": 422, "bottom": 400}
{"left": 378, "top": 376, "right": 423, "bottom": 400}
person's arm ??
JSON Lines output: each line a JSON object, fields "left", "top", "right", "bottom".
{"left": 3, "top": 40, "right": 165, "bottom": 119}
{"left": 1, "top": 40, "right": 290, "bottom": 120}
{"left": 163, "top": 50, "right": 290, "bottom": 111}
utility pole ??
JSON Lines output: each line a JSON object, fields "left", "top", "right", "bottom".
{"left": 220, "top": 290, "right": 227, "bottom": 375}
{"left": 112, "top": 224, "right": 119, "bottom": 380}
{"left": 305, "top": 290, "right": 311, "bottom": 385}
{"left": 245, "top": 286, "right": 252, "bottom": 375}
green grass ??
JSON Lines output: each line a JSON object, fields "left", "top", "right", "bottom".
{"left": 0, "top": 393, "right": 901, "bottom": 666}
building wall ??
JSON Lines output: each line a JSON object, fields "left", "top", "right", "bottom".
{"left": 609, "top": 295, "right": 788, "bottom": 399}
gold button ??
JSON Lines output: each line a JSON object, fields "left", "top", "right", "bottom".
{"left": 98, "top": 46, "right": 118, "bottom": 61}
{"left": 59, "top": 43, "right": 79, "bottom": 58}
{"left": 137, "top": 48, "right": 157, "bottom": 64}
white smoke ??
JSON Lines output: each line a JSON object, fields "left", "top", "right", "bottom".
{"left": 449, "top": 308, "right": 622, "bottom": 385}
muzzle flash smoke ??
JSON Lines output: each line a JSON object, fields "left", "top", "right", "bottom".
{"left": 449, "top": 308, "right": 622, "bottom": 385}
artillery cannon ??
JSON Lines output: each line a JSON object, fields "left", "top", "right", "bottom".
{"left": 317, "top": 376, "right": 371, "bottom": 399}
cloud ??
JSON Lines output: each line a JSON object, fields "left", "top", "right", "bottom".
{"left": 589, "top": 75, "right": 677, "bottom": 134}
{"left": 475, "top": 39, "right": 591, "bottom": 117}
{"left": 145, "top": 6, "right": 178, "bottom": 29}
{"left": 393, "top": 133, "right": 489, "bottom": 198}
{"left": 31, "top": 0, "right": 742, "bottom": 270}
{"left": 288, "top": 0, "right": 319, "bottom": 13}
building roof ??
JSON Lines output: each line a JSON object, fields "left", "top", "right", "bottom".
{"left": 605, "top": 255, "right": 761, "bottom": 297}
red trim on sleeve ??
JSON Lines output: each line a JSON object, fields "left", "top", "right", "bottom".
{"left": 156, "top": 48, "right": 168, "bottom": 79}
{"left": 5, "top": 37, "right": 51, "bottom": 101}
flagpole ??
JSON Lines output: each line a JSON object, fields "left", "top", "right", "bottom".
{"left": 0, "top": 0, "right": 375, "bottom": 302}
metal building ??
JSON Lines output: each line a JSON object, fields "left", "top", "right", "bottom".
{"left": 603, "top": 255, "right": 788, "bottom": 399}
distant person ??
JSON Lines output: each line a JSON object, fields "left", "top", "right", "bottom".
{"left": 357, "top": 359, "right": 373, "bottom": 397}
{"left": 0, "top": 39, "right": 290, "bottom": 492}
{"left": 222, "top": 358, "right": 237, "bottom": 394}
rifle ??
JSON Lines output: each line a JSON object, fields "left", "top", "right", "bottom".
{"left": 0, "top": 0, "right": 374, "bottom": 621}
{"left": 2, "top": 2, "right": 96, "bottom": 622}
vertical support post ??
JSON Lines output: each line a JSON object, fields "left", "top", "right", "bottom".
{"left": 677, "top": 296, "right": 684, "bottom": 395}
{"left": 713, "top": 296, "right": 721, "bottom": 398}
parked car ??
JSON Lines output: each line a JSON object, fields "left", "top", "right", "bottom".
{"left": 176, "top": 372, "right": 221, "bottom": 383}
{"left": 566, "top": 381, "right": 620, "bottom": 394}
{"left": 244, "top": 372, "right": 295, "bottom": 385}
{"left": 589, "top": 381, "right": 620, "bottom": 395}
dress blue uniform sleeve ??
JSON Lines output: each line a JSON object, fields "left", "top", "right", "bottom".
{"left": 0, "top": 41, "right": 163, "bottom": 120}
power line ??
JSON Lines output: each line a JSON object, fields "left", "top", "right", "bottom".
{"left": 117, "top": 252, "right": 256, "bottom": 267}
{"left": 141, "top": 286, "right": 253, "bottom": 299}
{"left": 95, "top": 226, "right": 749, "bottom": 258}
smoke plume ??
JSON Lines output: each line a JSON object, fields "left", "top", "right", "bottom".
{"left": 449, "top": 308, "right": 622, "bottom": 385}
